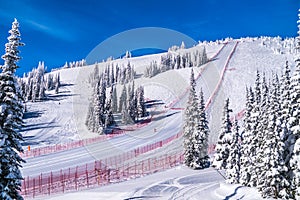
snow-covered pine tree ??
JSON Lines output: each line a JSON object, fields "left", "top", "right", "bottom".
{"left": 278, "top": 61, "right": 295, "bottom": 198}
{"left": 180, "top": 41, "right": 185, "bottom": 49}
{"left": 99, "top": 75, "right": 106, "bottom": 112}
{"left": 55, "top": 73, "right": 60, "bottom": 94}
{"left": 119, "top": 67, "right": 126, "bottom": 84}
{"left": 252, "top": 74, "right": 270, "bottom": 188}
{"left": 290, "top": 139, "right": 300, "bottom": 199}
{"left": 190, "top": 88, "right": 210, "bottom": 169}
{"left": 290, "top": 9, "right": 300, "bottom": 199}
{"left": 183, "top": 69, "right": 199, "bottom": 167}
{"left": 111, "top": 85, "right": 118, "bottom": 113}
{"left": 248, "top": 71, "right": 264, "bottom": 187}
{"left": 226, "top": 119, "right": 241, "bottom": 184}
{"left": 125, "top": 62, "right": 134, "bottom": 83}
{"left": 124, "top": 50, "right": 131, "bottom": 58}
{"left": 212, "top": 98, "right": 233, "bottom": 170}
{"left": 38, "top": 76, "right": 45, "bottom": 100}
{"left": 104, "top": 65, "right": 110, "bottom": 87}
{"left": 89, "top": 65, "right": 100, "bottom": 86}
{"left": 180, "top": 54, "right": 186, "bottom": 68}
{"left": 136, "top": 86, "right": 146, "bottom": 119}
{"left": 127, "top": 81, "right": 137, "bottom": 122}
{"left": 110, "top": 64, "right": 115, "bottom": 86}
{"left": 91, "top": 80, "right": 104, "bottom": 134}
{"left": 26, "top": 78, "right": 33, "bottom": 102}
{"left": 31, "top": 62, "right": 46, "bottom": 101}
{"left": 85, "top": 102, "right": 94, "bottom": 131}
{"left": 201, "top": 46, "right": 208, "bottom": 65}
{"left": 121, "top": 100, "right": 133, "bottom": 124}
{"left": 281, "top": 61, "right": 291, "bottom": 116}
{"left": 17, "top": 78, "right": 26, "bottom": 101}
{"left": 119, "top": 84, "right": 127, "bottom": 113}
{"left": 115, "top": 64, "right": 119, "bottom": 83}
{"left": 257, "top": 74, "right": 289, "bottom": 199}
{"left": 240, "top": 87, "right": 255, "bottom": 186}
{"left": 46, "top": 73, "right": 54, "bottom": 90}
{"left": 104, "top": 87, "right": 114, "bottom": 128}
{"left": 0, "top": 18, "right": 25, "bottom": 200}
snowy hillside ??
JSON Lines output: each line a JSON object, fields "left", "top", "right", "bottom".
{"left": 21, "top": 37, "right": 294, "bottom": 148}
{"left": 20, "top": 37, "right": 296, "bottom": 199}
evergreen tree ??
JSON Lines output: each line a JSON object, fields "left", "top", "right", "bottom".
{"left": 104, "top": 87, "right": 114, "bottom": 128}
{"left": 247, "top": 71, "right": 263, "bottom": 187}
{"left": 252, "top": 74, "right": 269, "bottom": 187}
{"left": 128, "top": 81, "right": 137, "bottom": 121}
{"left": 85, "top": 77, "right": 106, "bottom": 134}
{"left": 38, "top": 77, "right": 45, "bottom": 100}
{"left": 119, "top": 84, "right": 127, "bottom": 113}
{"left": 201, "top": 46, "right": 208, "bottom": 65}
{"left": 91, "top": 80, "right": 104, "bottom": 134}
{"left": 124, "top": 50, "right": 131, "bottom": 58}
{"left": 290, "top": 9, "right": 300, "bottom": 198}
{"left": 110, "top": 64, "right": 115, "bottom": 86}
{"left": 257, "top": 75, "right": 289, "bottom": 199}
{"left": 85, "top": 102, "right": 94, "bottom": 131}
{"left": 280, "top": 61, "right": 293, "bottom": 164}
{"left": 46, "top": 73, "right": 54, "bottom": 90}
{"left": 121, "top": 100, "right": 133, "bottom": 124}
{"left": 55, "top": 73, "right": 60, "bottom": 94}
{"left": 183, "top": 69, "right": 199, "bottom": 167}
{"left": 0, "top": 18, "right": 25, "bottom": 200}
{"left": 180, "top": 41, "right": 185, "bottom": 49}
{"left": 212, "top": 98, "right": 233, "bottom": 169}
{"left": 226, "top": 119, "right": 241, "bottom": 184}
{"left": 290, "top": 139, "right": 300, "bottom": 199}
{"left": 190, "top": 88, "right": 209, "bottom": 169}
{"left": 26, "top": 78, "right": 33, "bottom": 102}
{"left": 136, "top": 86, "right": 146, "bottom": 118}
{"left": 240, "top": 87, "right": 255, "bottom": 185}
{"left": 111, "top": 85, "right": 118, "bottom": 113}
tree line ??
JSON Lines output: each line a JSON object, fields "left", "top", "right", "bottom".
{"left": 19, "top": 62, "right": 61, "bottom": 102}
{"left": 144, "top": 46, "right": 208, "bottom": 78}
{"left": 86, "top": 64, "right": 146, "bottom": 134}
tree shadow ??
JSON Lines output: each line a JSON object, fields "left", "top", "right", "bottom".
{"left": 20, "top": 122, "right": 59, "bottom": 132}
{"left": 145, "top": 100, "right": 164, "bottom": 108}
{"left": 151, "top": 111, "right": 179, "bottom": 122}
{"left": 134, "top": 73, "right": 143, "bottom": 79}
{"left": 60, "top": 83, "right": 74, "bottom": 87}
{"left": 224, "top": 186, "right": 243, "bottom": 200}
{"left": 23, "top": 110, "right": 44, "bottom": 119}
{"left": 45, "top": 93, "right": 79, "bottom": 101}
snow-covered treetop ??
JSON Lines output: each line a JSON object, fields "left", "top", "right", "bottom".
{"left": 1, "top": 18, "right": 24, "bottom": 74}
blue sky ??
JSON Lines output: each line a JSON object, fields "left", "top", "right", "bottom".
{"left": 0, "top": 0, "right": 299, "bottom": 75}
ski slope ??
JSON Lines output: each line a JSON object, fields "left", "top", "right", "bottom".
{"left": 21, "top": 41, "right": 239, "bottom": 178}
{"left": 21, "top": 37, "right": 294, "bottom": 199}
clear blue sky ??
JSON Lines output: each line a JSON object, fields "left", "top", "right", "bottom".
{"left": 0, "top": 0, "right": 299, "bottom": 75}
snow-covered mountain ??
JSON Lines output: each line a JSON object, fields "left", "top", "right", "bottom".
{"left": 21, "top": 37, "right": 295, "bottom": 149}
{"left": 21, "top": 37, "right": 296, "bottom": 200}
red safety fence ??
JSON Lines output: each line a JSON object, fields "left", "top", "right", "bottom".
{"left": 21, "top": 152, "right": 184, "bottom": 198}
{"left": 21, "top": 129, "right": 217, "bottom": 199}
{"left": 21, "top": 119, "right": 153, "bottom": 159}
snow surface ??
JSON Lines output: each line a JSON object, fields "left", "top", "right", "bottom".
{"left": 39, "top": 166, "right": 265, "bottom": 200}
